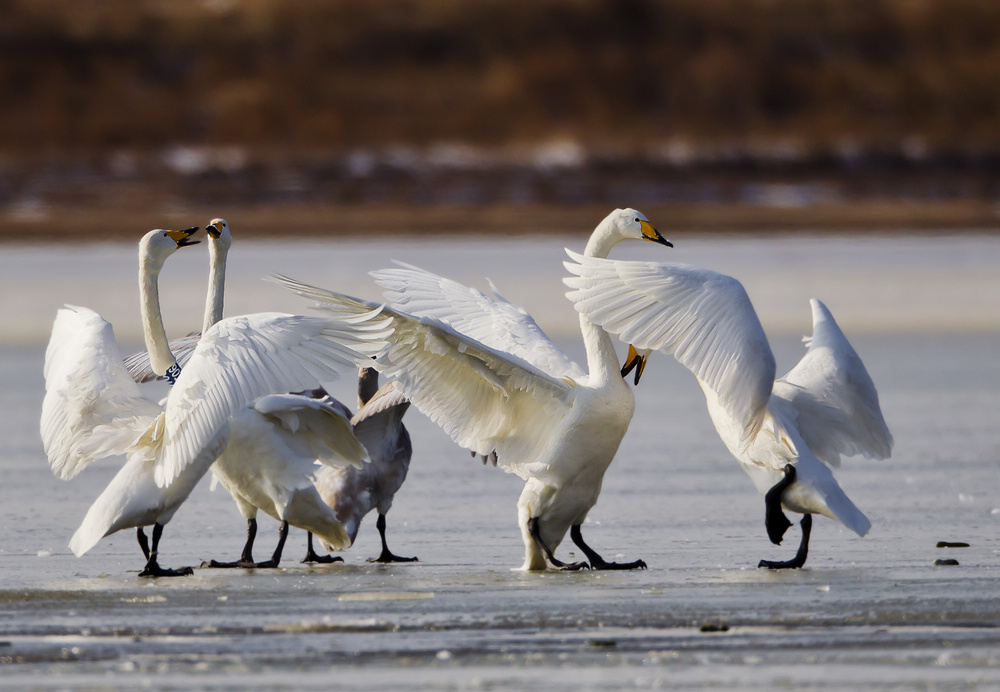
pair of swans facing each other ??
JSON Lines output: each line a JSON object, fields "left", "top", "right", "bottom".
{"left": 276, "top": 207, "right": 891, "bottom": 571}
{"left": 123, "top": 219, "right": 418, "bottom": 570}
{"left": 41, "top": 226, "right": 394, "bottom": 577}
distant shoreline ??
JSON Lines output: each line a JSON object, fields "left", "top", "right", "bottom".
{"left": 2, "top": 200, "right": 998, "bottom": 243}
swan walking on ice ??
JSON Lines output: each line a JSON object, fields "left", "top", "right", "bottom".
{"left": 41, "top": 227, "right": 391, "bottom": 576}
{"left": 275, "top": 208, "right": 671, "bottom": 571}
{"left": 563, "top": 253, "right": 893, "bottom": 568}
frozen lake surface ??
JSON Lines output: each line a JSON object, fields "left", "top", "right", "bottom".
{"left": 1, "top": 231, "right": 999, "bottom": 689}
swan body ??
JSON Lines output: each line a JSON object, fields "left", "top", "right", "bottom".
{"left": 563, "top": 252, "right": 893, "bottom": 563}
{"left": 309, "top": 370, "right": 416, "bottom": 562}
{"left": 275, "top": 208, "right": 671, "bottom": 571}
{"left": 41, "top": 228, "right": 391, "bottom": 574}
{"left": 207, "top": 393, "right": 365, "bottom": 553}
{"left": 126, "top": 219, "right": 374, "bottom": 566}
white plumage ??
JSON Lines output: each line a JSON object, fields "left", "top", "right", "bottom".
{"left": 124, "top": 219, "right": 376, "bottom": 568}
{"left": 40, "top": 227, "right": 390, "bottom": 576}
{"left": 563, "top": 251, "right": 893, "bottom": 567}
{"left": 275, "top": 208, "right": 672, "bottom": 571}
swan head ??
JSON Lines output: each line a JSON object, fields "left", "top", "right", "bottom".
{"left": 206, "top": 217, "right": 233, "bottom": 252}
{"left": 586, "top": 208, "right": 672, "bottom": 259}
{"left": 607, "top": 208, "right": 672, "bottom": 247}
{"left": 139, "top": 227, "right": 200, "bottom": 269}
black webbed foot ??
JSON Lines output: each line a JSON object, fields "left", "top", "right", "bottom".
{"left": 201, "top": 518, "right": 261, "bottom": 569}
{"left": 570, "top": 525, "right": 647, "bottom": 571}
{"left": 759, "top": 513, "right": 812, "bottom": 570}
{"left": 529, "top": 518, "right": 589, "bottom": 571}
{"left": 366, "top": 549, "right": 418, "bottom": 564}
{"left": 301, "top": 533, "right": 345, "bottom": 564}
{"left": 138, "top": 561, "right": 194, "bottom": 578}
{"left": 136, "top": 523, "right": 192, "bottom": 577}
{"left": 366, "top": 514, "right": 418, "bottom": 563}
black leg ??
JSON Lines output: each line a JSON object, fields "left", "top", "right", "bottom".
{"left": 138, "top": 523, "right": 193, "bottom": 578}
{"left": 759, "top": 513, "right": 812, "bottom": 570}
{"left": 367, "top": 514, "right": 418, "bottom": 563}
{"left": 529, "top": 517, "right": 589, "bottom": 571}
{"left": 202, "top": 518, "right": 260, "bottom": 569}
{"left": 251, "top": 520, "right": 289, "bottom": 569}
{"left": 136, "top": 528, "right": 150, "bottom": 560}
{"left": 764, "top": 465, "right": 796, "bottom": 545}
{"left": 570, "top": 525, "right": 647, "bottom": 570}
{"left": 301, "top": 532, "right": 344, "bottom": 564}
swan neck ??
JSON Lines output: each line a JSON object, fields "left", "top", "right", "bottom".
{"left": 203, "top": 241, "right": 228, "bottom": 332}
{"left": 139, "top": 256, "right": 177, "bottom": 379}
{"left": 358, "top": 367, "right": 380, "bottom": 407}
{"left": 580, "top": 311, "right": 620, "bottom": 383}
{"left": 583, "top": 218, "right": 622, "bottom": 259}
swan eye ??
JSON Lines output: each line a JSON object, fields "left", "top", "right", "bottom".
{"left": 634, "top": 217, "right": 640, "bottom": 223}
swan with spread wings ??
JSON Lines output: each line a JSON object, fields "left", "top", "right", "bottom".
{"left": 275, "top": 208, "right": 671, "bottom": 571}
{"left": 563, "top": 252, "right": 893, "bottom": 568}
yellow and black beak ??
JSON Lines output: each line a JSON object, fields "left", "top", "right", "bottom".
{"left": 620, "top": 344, "right": 649, "bottom": 385}
{"left": 166, "top": 226, "right": 200, "bottom": 247}
{"left": 639, "top": 219, "right": 672, "bottom": 248}
{"left": 205, "top": 221, "right": 222, "bottom": 239}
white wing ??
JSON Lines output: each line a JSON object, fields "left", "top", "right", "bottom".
{"left": 563, "top": 250, "right": 776, "bottom": 447}
{"left": 372, "top": 262, "right": 587, "bottom": 381}
{"left": 251, "top": 393, "right": 369, "bottom": 469}
{"left": 40, "top": 305, "right": 161, "bottom": 480}
{"left": 274, "top": 275, "right": 575, "bottom": 478}
{"left": 152, "top": 309, "right": 391, "bottom": 487}
{"left": 123, "top": 333, "right": 201, "bottom": 383}
{"left": 773, "top": 299, "right": 893, "bottom": 466}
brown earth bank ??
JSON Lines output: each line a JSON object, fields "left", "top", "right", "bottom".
{"left": 3, "top": 200, "right": 998, "bottom": 244}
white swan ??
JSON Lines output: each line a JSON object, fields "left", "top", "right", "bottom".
{"left": 274, "top": 208, "right": 672, "bottom": 571}
{"left": 197, "top": 219, "right": 372, "bottom": 568}
{"left": 563, "top": 252, "right": 893, "bottom": 568}
{"left": 40, "top": 227, "right": 390, "bottom": 577}
{"left": 126, "top": 219, "right": 375, "bottom": 569}
{"left": 307, "top": 368, "right": 417, "bottom": 564}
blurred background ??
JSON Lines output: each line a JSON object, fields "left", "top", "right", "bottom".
{"left": 2, "top": 0, "right": 1000, "bottom": 239}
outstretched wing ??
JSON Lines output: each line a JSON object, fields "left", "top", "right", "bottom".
{"left": 251, "top": 393, "right": 369, "bottom": 469}
{"left": 773, "top": 299, "right": 893, "bottom": 467}
{"left": 372, "top": 262, "right": 587, "bottom": 381}
{"left": 274, "top": 275, "right": 575, "bottom": 480}
{"left": 40, "top": 305, "right": 161, "bottom": 479}
{"left": 153, "top": 309, "right": 391, "bottom": 487}
{"left": 563, "top": 250, "right": 776, "bottom": 449}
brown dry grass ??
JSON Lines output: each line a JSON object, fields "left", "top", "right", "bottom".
{"left": 4, "top": 0, "right": 1000, "bottom": 154}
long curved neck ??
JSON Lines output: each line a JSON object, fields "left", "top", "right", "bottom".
{"left": 202, "top": 240, "right": 229, "bottom": 332}
{"left": 139, "top": 256, "right": 179, "bottom": 382}
{"left": 580, "top": 216, "right": 625, "bottom": 383}
{"left": 583, "top": 216, "right": 622, "bottom": 260}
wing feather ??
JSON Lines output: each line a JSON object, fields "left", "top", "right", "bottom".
{"left": 372, "top": 262, "right": 587, "bottom": 381}
{"left": 40, "top": 306, "right": 160, "bottom": 479}
{"left": 153, "top": 310, "right": 391, "bottom": 487}
{"left": 564, "top": 250, "right": 775, "bottom": 447}
{"left": 274, "top": 275, "right": 574, "bottom": 478}
{"left": 773, "top": 299, "right": 893, "bottom": 466}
